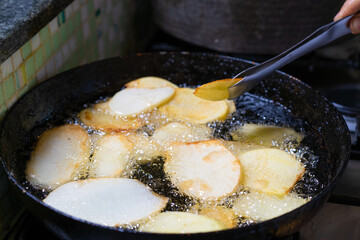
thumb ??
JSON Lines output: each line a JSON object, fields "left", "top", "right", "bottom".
{"left": 350, "top": 14, "right": 360, "bottom": 34}
{"left": 334, "top": 0, "right": 360, "bottom": 21}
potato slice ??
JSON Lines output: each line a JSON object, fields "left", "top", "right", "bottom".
{"left": 159, "top": 88, "right": 229, "bottom": 124}
{"left": 79, "top": 101, "right": 143, "bottom": 133}
{"left": 152, "top": 122, "right": 212, "bottom": 148}
{"left": 232, "top": 191, "right": 308, "bottom": 221}
{"left": 126, "top": 132, "right": 164, "bottom": 162}
{"left": 125, "top": 76, "right": 178, "bottom": 89}
{"left": 90, "top": 134, "right": 134, "bottom": 177}
{"left": 198, "top": 205, "right": 237, "bottom": 228}
{"left": 231, "top": 124, "right": 304, "bottom": 148}
{"left": 193, "top": 78, "right": 241, "bottom": 101}
{"left": 26, "top": 124, "right": 91, "bottom": 189}
{"left": 140, "top": 211, "right": 226, "bottom": 233}
{"left": 43, "top": 178, "right": 168, "bottom": 226}
{"left": 164, "top": 140, "right": 241, "bottom": 199}
{"left": 226, "top": 100, "right": 237, "bottom": 115}
{"left": 238, "top": 148, "right": 305, "bottom": 196}
{"left": 222, "top": 140, "right": 265, "bottom": 159}
{"left": 108, "top": 87, "right": 175, "bottom": 117}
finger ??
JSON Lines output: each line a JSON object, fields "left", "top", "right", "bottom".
{"left": 350, "top": 13, "right": 360, "bottom": 34}
{"left": 334, "top": 0, "right": 360, "bottom": 20}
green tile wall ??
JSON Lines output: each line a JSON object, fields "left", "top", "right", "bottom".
{"left": 0, "top": 0, "right": 153, "bottom": 237}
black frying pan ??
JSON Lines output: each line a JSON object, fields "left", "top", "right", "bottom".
{"left": 0, "top": 52, "right": 351, "bottom": 239}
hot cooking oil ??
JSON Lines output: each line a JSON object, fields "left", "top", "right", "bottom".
{"left": 25, "top": 91, "right": 322, "bottom": 230}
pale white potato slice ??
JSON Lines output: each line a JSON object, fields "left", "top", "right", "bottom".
{"left": 26, "top": 124, "right": 91, "bottom": 189}
{"left": 125, "top": 132, "right": 164, "bottom": 162}
{"left": 231, "top": 123, "right": 304, "bottom": 148}
{"left": 152, "top": 122, "right": 212, "bottom": 148}
{"left": 158, "top": 88, "right": 229, "bottom": 124}
{"left": 164, "top": 140, "right": 241, "bottom": 199}
{"left": 90, "top": 134, "right": 134, "bottom": 177}
{"left": 125, "top": 76, "right": 178, "bottom": 89}
{"left": 43, "top": 178, "right": 168, "bottom": 227}
{"left": 232, "top": 191, "right": 308, "bottom": 221}
{"left": 140, "top": 211, "right": 226, "bottom": 233}
{"left": 79, "top": 101, "right": 143, "bottom": 133}
{"left": 108, "top": 87, "right": 175, "bottom": 117}
{"left": 238, "top": 148, "right": 305, "bottom": 196}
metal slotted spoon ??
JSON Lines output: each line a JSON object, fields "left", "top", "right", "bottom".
{"left": 228, "top": 13, "right": 356, "bottom": 99}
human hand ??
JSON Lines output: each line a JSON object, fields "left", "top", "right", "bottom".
{"left": 334, "top": 0, "right": 360, "bottom": 34}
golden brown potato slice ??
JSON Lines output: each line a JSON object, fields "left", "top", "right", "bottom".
{"left": 125, "top": 76, "right": 178, "bottom": 89}
{"left": 90, "top": 134, "right": 134, "bottom": 178}
{"left": 198, "top": 205, "right": 237, "bottom": 228}
{"left": 43, "top": 178, "right": 168, "bottom": 226}
{"left": 152, "top": 122, "right": 212, "bottom": 148}
{"left": 164, "top": 140, "right": 241, "bottom": 199}
{"left": 79, "top": 101, "right": 143, "bottom": 133}
{"left": 231, "top": 123, "right": 304, "bottom": 148}
{"left": 232, "top": 191, "right": 308, "bottom": 221}
{"left": 159, "top": 88, "right": 229, "bottom": 124}
{"left": 194, "top": 78, "right": 241, "bottom": 101}
{"left": 108, "top": 87, "right": 175, "bottom": 117}
{"left": 140, "top": 211, "right": 226, "bottom": 233}
{"left": 26, "top": 124, "right": 91, "bottom": 189}
{"left": 238, "top": 148, "right": 305, "bottom": 196}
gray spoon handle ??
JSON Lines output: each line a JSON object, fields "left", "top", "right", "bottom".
{"left": 228, "top": 13, "right": 355, "bottom": 99}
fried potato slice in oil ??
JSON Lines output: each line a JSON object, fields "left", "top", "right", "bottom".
{"left": 231, "top": 123, "right": 304, "bottom": 148}
{"left": 108, "top": 87, "right": 175, "bottom": 117}
{"left": 152, "top": 121, "right": 212, "bottom": 147}
{"left": 26, "top": 124, "right": 91, "bottom": 189}
{"left": 159, "top": 88, "right": 229, "bottom": 124}
{"left": 126, "top": 132, "right": 164, "bottom": 162}
{"left": 90, "top": 134, "right": 134, "bottom": 178}
{"left": 79, "top": 101, "right": 143, "bottom": 133}
{"left": 232, "top": 191, "right": 308, "bottom": 221}
{"left": 43, "top": 178, "right": 168, "bottom": 226}
{"left": 197, "top": 205, "right": 237, "bottom": 228}
{"left": 140, "top": 211, "right": 226, "bottom": 233}
{"left": 164, "top": 139, "right": 241, "bottom": 199}
{"left": 238, "top": 148, "right": 305, "bottom": 196}
{"left": 194, "top": 78, "right": 241, "bottom": 101}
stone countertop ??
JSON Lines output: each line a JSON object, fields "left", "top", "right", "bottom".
{"left": 0, "top": 0, "right": 73, "bottom": 63}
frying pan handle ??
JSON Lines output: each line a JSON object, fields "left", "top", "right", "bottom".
{"left": 229, "top": 12, "right": 357, "bottom": 99}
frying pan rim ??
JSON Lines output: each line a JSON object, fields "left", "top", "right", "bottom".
{"left": 0, "top": 51, "right": 351, "bottom": 237}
